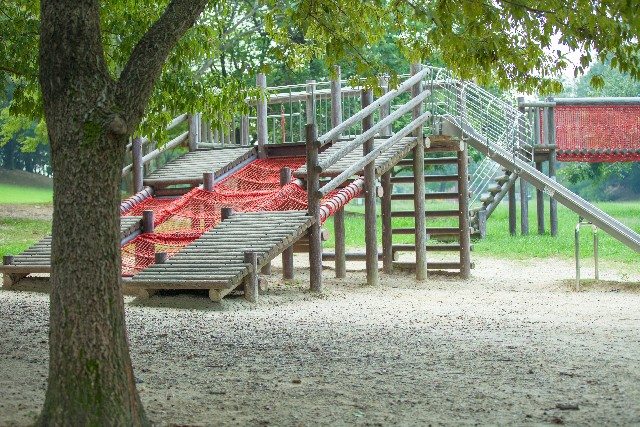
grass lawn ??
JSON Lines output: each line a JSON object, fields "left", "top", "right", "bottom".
{"left": 322, "top": 199, "right": 640, "bottom": 265}
{"left": 0, "top": 217, "right": 51, "bottom": 258}
{"left": 0, "top": 183, "right": 53, "bottom": 204}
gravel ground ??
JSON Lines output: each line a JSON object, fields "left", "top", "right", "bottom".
{"left": 1, "top": 255, "right": 639, "bottom": 426}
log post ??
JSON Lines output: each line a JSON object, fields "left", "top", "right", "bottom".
{"left": 3, "top": 255, "right": 15, "bottom": 289}
{"left": 411, "top": 63, "right": 428, "bottom": 281}
{"left": 243, "top": 251, "right": 258, "bottom": 303}
{"left": 188, "top": 113, "right": 200, "bottom": 152}
{"left": 280, "top": 167, "right": 295, "bottom": 280}
{"left": 518, "top": 97, "right": 529, "bottom": 236}
{"left": 361, "top": 89, "right": 379, "bottom": 286}
{"left": 256, "top": 73, "right": 268, "bottom": 158}
{"left": 379, "top": 75, "right": 393, "bottom": 274}
{"left": 458, "top": 142, "right": 471, "bottom": 279}
{"left": 535, "top": 161, "right": 545, "bottom": 234}
{"left": 221, "top": 207, "right": 233, "bottom": 221}
{"left": 547, "top": 96, "right": 558, "bottom": 237}
{"left": 241, "top": 115, "right": 249, "bottom": 146}
{"left": 477, "top": 208, "right": 487, "bottom": 238}
{"left": 142, "top": 210, "right": 154, "bottom": 234}
{"left": 203, "top": 172, "right": 214, "bottom": 191}
{"left": 306, "top": 124, "right": 322, "bottom": 292}
{"left": 132, "top": 137, "right": 144, "bottom": 194}
{"left": 306, "top": 80, "right": 317, "bottom": 125}
{"left": 331, "top": 66, "right": 346, "bottom": 278}
{"left": 508, "top": 182, "right": 517, "bottom": 236}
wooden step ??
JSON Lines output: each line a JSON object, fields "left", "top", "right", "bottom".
{"left": 392, "top": 244, "right": 473, "bottom": 252}
{"left": 487, "top": 184, "right": 502, "bottom": 193}
{"left": 391, "top": 210, "right": 460, "bottom": 218}
{"left": 494, "top": 174, "right": 510, "bottom": 184}
{"left": 392, "top": 227, "right": 460, "bottom": 235}
{"left": 391, "top": 192, "right": 459, "bottom": 201}
{"left": 426, "top": 139, "right": 465, "bottom": 152}
{"left": 480, "top": 193, "right": 494, "bottom": 204}
{"left": 390, "top": 174, "right": 467, "bottom": 184}
{"left": 393, "top": 261, "right": 475, "bottom": 271}
{"left": 396, "top": 157, "right": 461, "bottom": 167}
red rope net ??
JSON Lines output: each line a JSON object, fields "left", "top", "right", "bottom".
{"left": 120, "top": 157, "right": 361, "bottom": 276}
{"left": 554, "top": 105, "right": 640, "bottom": 162}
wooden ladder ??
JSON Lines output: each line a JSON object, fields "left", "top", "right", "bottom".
{"left": 388, "top": 136, "right": 473, "bottom": 277}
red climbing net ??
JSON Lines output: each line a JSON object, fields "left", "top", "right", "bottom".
{"left": 120, "top": 157, "right": 361, "bottom": 276}
{"left": 554, "top": 105, "right": 640, "bottom": 162}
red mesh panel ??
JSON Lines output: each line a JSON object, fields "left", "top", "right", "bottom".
{"left": 554, "top": 105, "right": 640, "bottom": 162}
{"left": 120, "top": 156, "right": 362, "bottom": 276}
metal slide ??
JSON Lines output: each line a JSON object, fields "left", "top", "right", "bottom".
{"left": 449, "top": 119, "right": 640, "bottom": 253}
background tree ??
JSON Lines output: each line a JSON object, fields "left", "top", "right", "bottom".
{"left": 2, "top": 0, "right": 640, "bottom": 424}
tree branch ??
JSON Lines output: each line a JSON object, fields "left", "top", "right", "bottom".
{"left": 117, "top": 0, "right": 208, "bottom": 133}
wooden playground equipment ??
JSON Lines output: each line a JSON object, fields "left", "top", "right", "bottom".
{"left": 2, "top": 65, "right": 639, "bottom": 300}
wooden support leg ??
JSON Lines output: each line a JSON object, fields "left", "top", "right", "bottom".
{"left": 520, "top": 177, "right": 529, "bottom": 236}
{"left": 535, "top": 161, "right": 545, "bottom": 234}
{"left": 139, "top": 289, "right": 157, "bottom": 299}
{"left": 2, "top": 255, "right": 15, "bottom": 289}
{"left": 261, "top": 263, "right": 271, "bottom": 275}
{"left": 244, "top": 251, "right": 258, "bottom": 303}
{"left": 306, "top": 124, "right": 323, "bottom": 292}
{"left": 508, "top": 181, "right": 517, "bottom": 236}
{"left": 209, "top": 289, "right": 222, "bottom": 303}
{"left": 282, "top": 244, "right": 294, "bottom": 280}
{"left": 458, "top": 144, "right": 471, "bottom": 279}
{"left": 381, "top": 171, "right": 393, "bottom": 274}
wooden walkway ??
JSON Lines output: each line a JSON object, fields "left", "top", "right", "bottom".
{"left": 125, "top": 211, "right": 314, "bottom": 301}
{"left": 1, "top": 216, "right": 143, "bottom": 287}
{"left": 144, "top": 146, "right": 255, "bottom": 187}
{"left": 293, "top": 136, "right": 418, "bottom": 179}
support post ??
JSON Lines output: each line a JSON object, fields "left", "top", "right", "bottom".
{"left": 411, "top": 63, "right": 427, "bottom": 280}
{"left": 3, "top": 255, "right": 15, "bottom": 289}
{"left": 547, "top": 96, "right": 558, "bottom": 237}
{"left": 221, "top": 207, "right": 233, "bottom": 221}
{"left": 203, "top": 172, "right": 214, "bottom": 191}
{"left": 477, "top": 208, "right": 487, "bottom": 238}
{"left": 518, "top": 97, "right": 529, "bottom": 236}
{"left": 256, "top": 73, "right": 268, "bottom": 158}
{"left": 241, "top": 115, "right": 249, "bottom": 146}
{"left": 379, "top": 75, "right": 393, "bottom": 274}
{"left": 243, "top": 251, "right": 258, "bottom": 303}
{"left": 535, "top": 161, "right": 545, "bottom": 234}
{"left": 508, "top": 182, "right": 516, "bottom": 236}
{"left": 132, "top": 137, "right": 144, "bottom": 194}
{"left": 306, "top": 80, "right": 317, "bottom": 125}
{"left": 361, "top": 89, "right": 379, "bottom": 286}
{"left": 142, "top": 210, "right": 154, "bottom": 234}
{"left": 280, "top": 168, "right": 295, "bottom": 280}
{"left": 330, "top": 66, "right": 346, "bottom": 278}
{"left": 458, "top": 142, "right": 471, "bottom": 279}
{"left": 306, "top": 124, "right": 322, "bottom": 292}
{"left": 188, "top": 113, "right": 200, "bottom": 152}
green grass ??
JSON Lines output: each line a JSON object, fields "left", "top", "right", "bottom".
{"left": 0, "top": 183, "right": 53, "bottom": 204}
{"left": 321, "top": 199, "right": 640, "bottom": 264}
{"left": 0, "top": 217, "right": 51, "bottom": 258}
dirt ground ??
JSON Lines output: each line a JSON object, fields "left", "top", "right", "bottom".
{"left": 1, "top": 254, "right": 639, "bottom": 426}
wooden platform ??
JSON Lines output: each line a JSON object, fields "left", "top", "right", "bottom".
{"left": 143, "top": 146, "right": 256, "bottom": 187}
{"left": 125, "top": 210, "right": 314, "bottom": 301}
{"left": 293, "top": 136, "right": 418, "bottom": 179}
{"left": 1, "top": 216, "right": 144, "bottom": 287}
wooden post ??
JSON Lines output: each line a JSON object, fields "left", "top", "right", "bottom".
{"left": 547, "top": 96, "right": 558, "bottom": 237}
{"left": 535, "top": 161, "right": 545, "bottom": 234}
{"left": 306, "top": 124, "right": 322, "bottom": 292}
{"left": 203, "top": 172, "right": 214, "bottom": 191}
{"left": 221, "top": 207, "right": 233, "bottom": 221}
{"left": 518, "top": 97, "right": 529, "bottom": 236}
{"left": 280, "top": 168, "right": 295, "bottom": 280}
{"left": 256, "top": 73, "right": 268, "bottom": 158}
{"left": 361, "top": 89, "right": 379, "bottom": 286}
{"left": 243, "top": 251, "right": 258, "bottom": 303}
{"left": 458, "top": 142, "right": 471, "bottom": 279}
{"left": 478, "top": 208, "right": 487, "bottom": 238}
{"left": 379, "top": 75, "right": 393, "bottom": 274}
{"left": 508, "top": 183, "right": 516, "bottom": 236}
{"left": 306, "top": 80, "right": 317, "bottom": 125}
{"left": 241, "top": 115, "right": 249, "bottom": 146}
{"left": 142, "top": 210, "right": 154, "bottom": 234}
{"left": 154, "top": 252, "right": 168, "bottom": 264}
{"left": 132, "top": 137, "right": 144, "bottom": 194}
{"left": 3, "top": 255, "right": 15, "bottom": 289}
{"left": 330, "top": 66, "right": 346, "bottom": 278}
{"left": 188, "top": 113, "right": 200, "bottom": 152}
{"left": 411, "top": 63, "right": 428, "bottom": 280}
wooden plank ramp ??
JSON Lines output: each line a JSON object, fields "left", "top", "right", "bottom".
{"left": 144, "top": 146, "right": 255, "bottom": 187}
{"left": 293, "top": 136, "right": 418, "bottom": 179}
{"left": 1, "top": 216, "right": 144, "bottom": 288}
{"left": 125, "top": 211, "right": 314, "bottom": 302}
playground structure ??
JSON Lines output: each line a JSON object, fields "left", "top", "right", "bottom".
{"left": 2, "top": 65, "right": 639, "bottom": 300}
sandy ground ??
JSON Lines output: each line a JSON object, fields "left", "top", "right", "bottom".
{"left": 0, "top": 204, "right": 53, "bottom": 220}
{"left": 1, "top": 255, "right": 639, "bottom": 426}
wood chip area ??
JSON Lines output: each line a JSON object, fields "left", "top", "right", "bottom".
{"left": 294, "top": 137, "right": 418, "bottom": 179}
{"left": 127, "top": 211, "right": 314, "bottom": 292}
{"left": 0, "top": 216, "right": 143, "bottom": 274}
{"left": 144, "top": 146, "right": 256, "bottom": 187}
